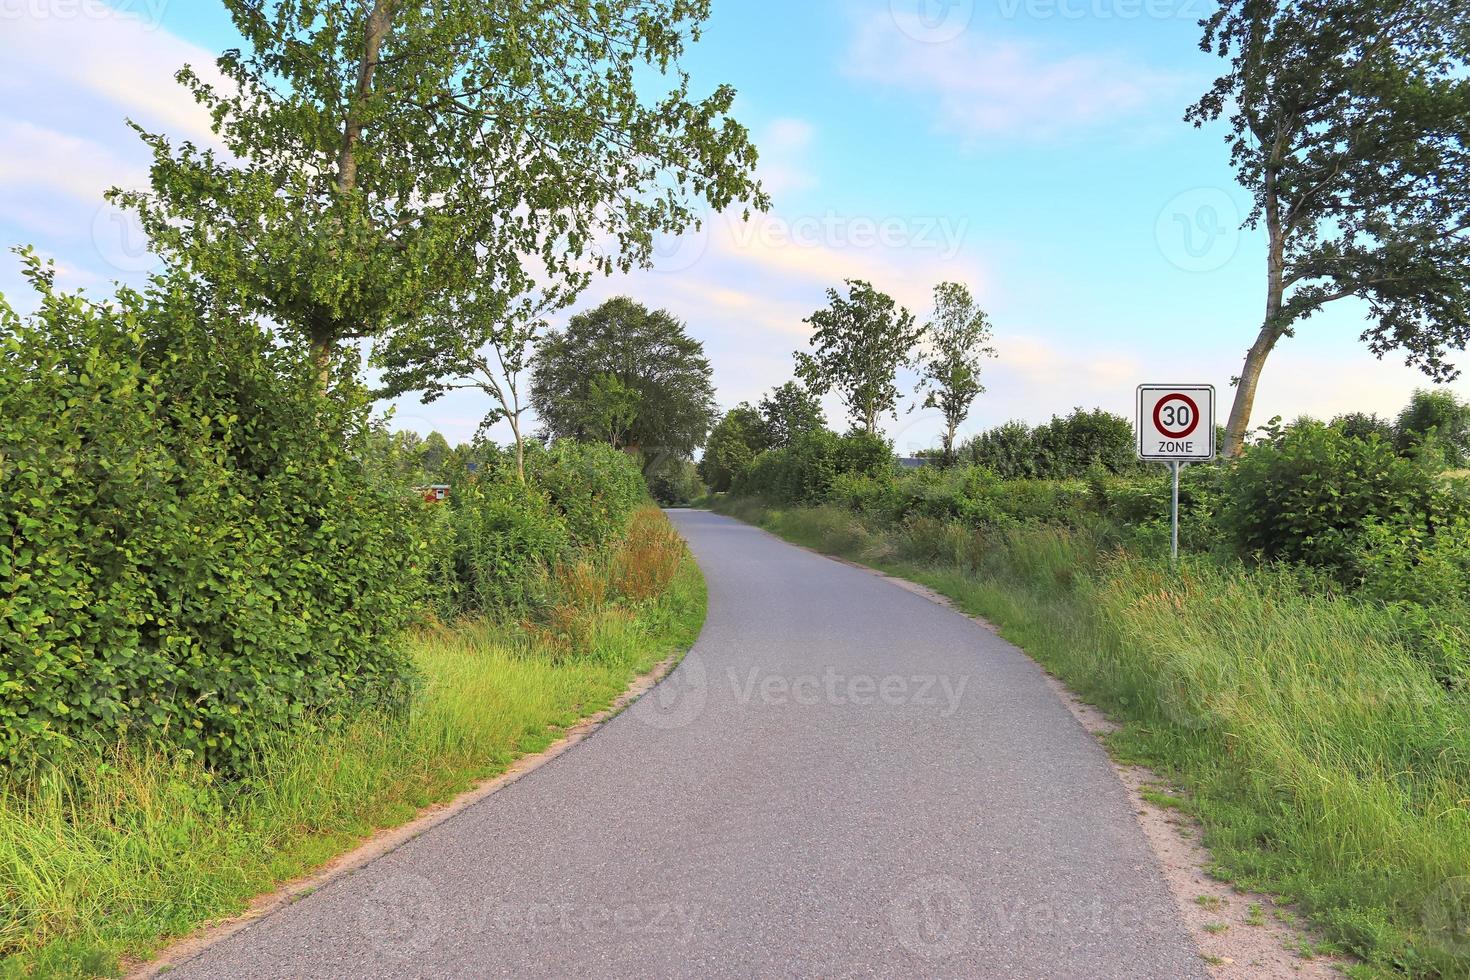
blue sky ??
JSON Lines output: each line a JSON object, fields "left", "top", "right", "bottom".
{"left": 2, "top": 0, "right": 1464, "bottom": 452}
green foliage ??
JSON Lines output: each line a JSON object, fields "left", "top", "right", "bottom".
{"left": 524, "top": 442, "right": 649, "bottom": 552}
{"left": 114, "top": 0, "right": 767, "bottom": 376}
{"left": 757, "top": 381, "right": 825, "bottom": 448}
{"left": 916, "top": 282, "right": 995, "bottom": 462}
{"left": 530, "top": 298, "right": 717, "bottom": 461}
{"left": 424, "top": 440, "right": 648, "bottom": 620}
{"left": 444, "top": 479, "right": 569, "bottom": 616}
{"left": 1191, "top": 0, "right": 1470, "bottom": 451}
{"left": 646, "top": 458, "right": 706, "bottom": 507}
{"left": 959, "top": 420, "right": 1038, "bottom": 479}
{"left": 734, "top": 430, "right": 894, "bottom": 504}
{"left": 1395, "top": 388, "right": 1470, "bottom": 466}
{"left": 961, "top": 410, "right": 1140, "bottom": 480}
{"left": 1331, "top": 411, "right": 1396, "bottom": 445}
{"left": 0, "top": 260, "right": 425, "bottom": 767}
{"left": 699, "top": 404, "right": 767, "bottom": 492}
{"left": 1222, "top": 421, "right": 1463, "bottom": 579}
{"left": 795, "top": 280, "right": 923, "bottom": 433}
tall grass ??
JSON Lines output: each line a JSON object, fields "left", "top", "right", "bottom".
{"left": 716, "top": 497, "right": 1470, "bottom": 979}
{"left": 0, "top": 507, "right": 705, "bottom": 979}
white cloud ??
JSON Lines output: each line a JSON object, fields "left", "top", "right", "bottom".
{"left": 0, "top": 3, "right": 224, "bottom": 146}
{"left": 844, "top": 13, "right": 1185, "bottom": 142}
{"left": 0, "top": 119, "right": 146, "bottom": 202}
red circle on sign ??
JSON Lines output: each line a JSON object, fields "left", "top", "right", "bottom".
{"left": 1154, "top": 394, "right": 1201, "bottom": 439}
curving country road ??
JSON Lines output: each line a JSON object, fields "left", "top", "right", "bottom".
{"left": 169, "top": 510, "right": 1203, "bottom": 979}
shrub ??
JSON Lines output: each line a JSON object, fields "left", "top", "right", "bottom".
{"left": 1331, "top": 411, "right": 1396, "bottom": 444}
{"left": 961, "top": 410, "right": 1139, "bottom": 481}
{"left": 448, "top": 478, "right": 569, "bottom": 616}
{"left": 0, "top": 262, "right": 425, "bottom": 767}
{"left": 1223, "top": 421, "right": 1464, "bottom": 579}
{"left": 1395, "top": 388, "right": 1470, "bottom": 466}
{"left": 646, "top": 457, "right": 705, "bottom": 506}
{"left": 960, "top": 420, "right": 1037, "bottom": 479}
{"left": 733, "top": 429, "right": 894, "bottom": 504}
{"left": 524, "top": 441, "right": 646, "bottom": 550}
{"left": 1033, "top": 408, "right": 1141, "bottom": 478}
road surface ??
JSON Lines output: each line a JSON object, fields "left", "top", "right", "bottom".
{"left": 171, "top": 510, "right": 1203, "bottom": 979}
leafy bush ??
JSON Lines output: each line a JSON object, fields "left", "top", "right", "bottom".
{"left": 1394, "top": 388, "right": 1470, "bottom": 466}
{"left": 0, "top": 263, "right": 425, "bottom": 767}
{"left": 1331, "top": 411, "right": 1396, "bottom": 444}
{"left": 961, "top": 409, "right": 1140, "bottom": 480}
{"left": 960, "top": 420, "right": 1037, "bottom": 478}
{"left": 447, "top": 479, "right": 569, "bottom": 615}
{"left": 734, "top": 430, "right": 894, "bottom": 503}
{"left": 524, "top": 441, "right": 646, "bottom": 550}
{"left": 1034, "top": 408, "right": 1141, "bottom": 477}
{"left": 646, "top": 456, "right": 705, "bottom": 506}
{"left": 1223, "top": 421, "right": 1464, "bottom": 579}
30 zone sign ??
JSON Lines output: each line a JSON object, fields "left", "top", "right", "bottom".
{"left": 1137, "top": 385, "right": 1216, "bottom": 462}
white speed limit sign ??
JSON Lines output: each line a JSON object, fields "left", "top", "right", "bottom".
{"left": 1136, "top": 385, "right": 1216, "bottom": 463}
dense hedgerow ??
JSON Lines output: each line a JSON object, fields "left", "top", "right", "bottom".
{"left": 422, "top": 440, "right": 649, "bottom": 619}
{"left": 0, "top": 260, "right": 428, "bottom": 767}
{"left": 733, "top": 429, "right": 892, "bottom": 503}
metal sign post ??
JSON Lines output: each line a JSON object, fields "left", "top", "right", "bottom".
{"left": 1137, "top": 385, "right": 1216, "bottom": 562}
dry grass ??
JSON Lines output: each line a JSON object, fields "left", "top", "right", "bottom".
{"left": 611, "top": 507, "right": 686, "bottom": 603}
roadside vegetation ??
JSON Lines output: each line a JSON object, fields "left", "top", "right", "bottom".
{"left": 2, "top": 0, "right": 754, "bottom": 972}
{"left": 0, "top": 281, "right": 707, "bottom": 974}
{"left": 713, "top": 390, "right": 1470, "bottom": 978}
{"left": 0, "top": 503, "right": 703, "bottom": 978}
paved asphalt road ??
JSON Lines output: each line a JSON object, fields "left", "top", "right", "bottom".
{"left": 172, "top": 510, "right": 1204, "bottom": 979}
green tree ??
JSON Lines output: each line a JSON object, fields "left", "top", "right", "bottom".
{"left": 1188, "top": 0, "right": 1470, "bottom": 456}
{"left": 1395, "top": 388, "right": 1470, "bottom": 466}
{"left": 699, "top": 404, "right": 768, "bottom": 492}
{"left": 374, "top": 292, "right": 558, "bottom": 481}
{"left": 916, "top": 282, "right": 995, "bottom": 465}
{"left": 583, "top": 373, "right": 643, "bottom": 451}
{"left": 530, "top": 298, "right": 716, "bottom": 468}
{"left": 795, "top": 280, "right": 923, "bottom": 434}
{"left": 419, "top": 432, "right": 451, "bottom": 479}
{"left": 758, "top": 381, "right": 825, "bottom": 449}
{"left": 113, "top": 1, "right": 767, "bottom": 390}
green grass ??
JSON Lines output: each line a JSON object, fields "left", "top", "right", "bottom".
{"left": 0, "top": 551, "right": 706, "bottom": 979}
{"left": 715, "top": 496, "right": 1470, "bottom": 979}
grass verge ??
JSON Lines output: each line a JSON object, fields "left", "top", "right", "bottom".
{"left": 0, "top": 509, "right": 706, "bottom": 979}
{"left": 714, "top": 496, "right": 1470, "bottom": 980}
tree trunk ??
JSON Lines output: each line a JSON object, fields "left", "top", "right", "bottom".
{"left": 1223, "top": 162, "right": 1287, "bottom": 457}
{"left": 310, "top": 324, "right": 334, "bottom": 391}
{"left": 508, "top": 413, "right": 526, "bottom": 483}
{"left": 336, "top": 0, "right": 396, "bottom": 199}
{"left": 312, "top": 0, "right": 396, "bottom": 393}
